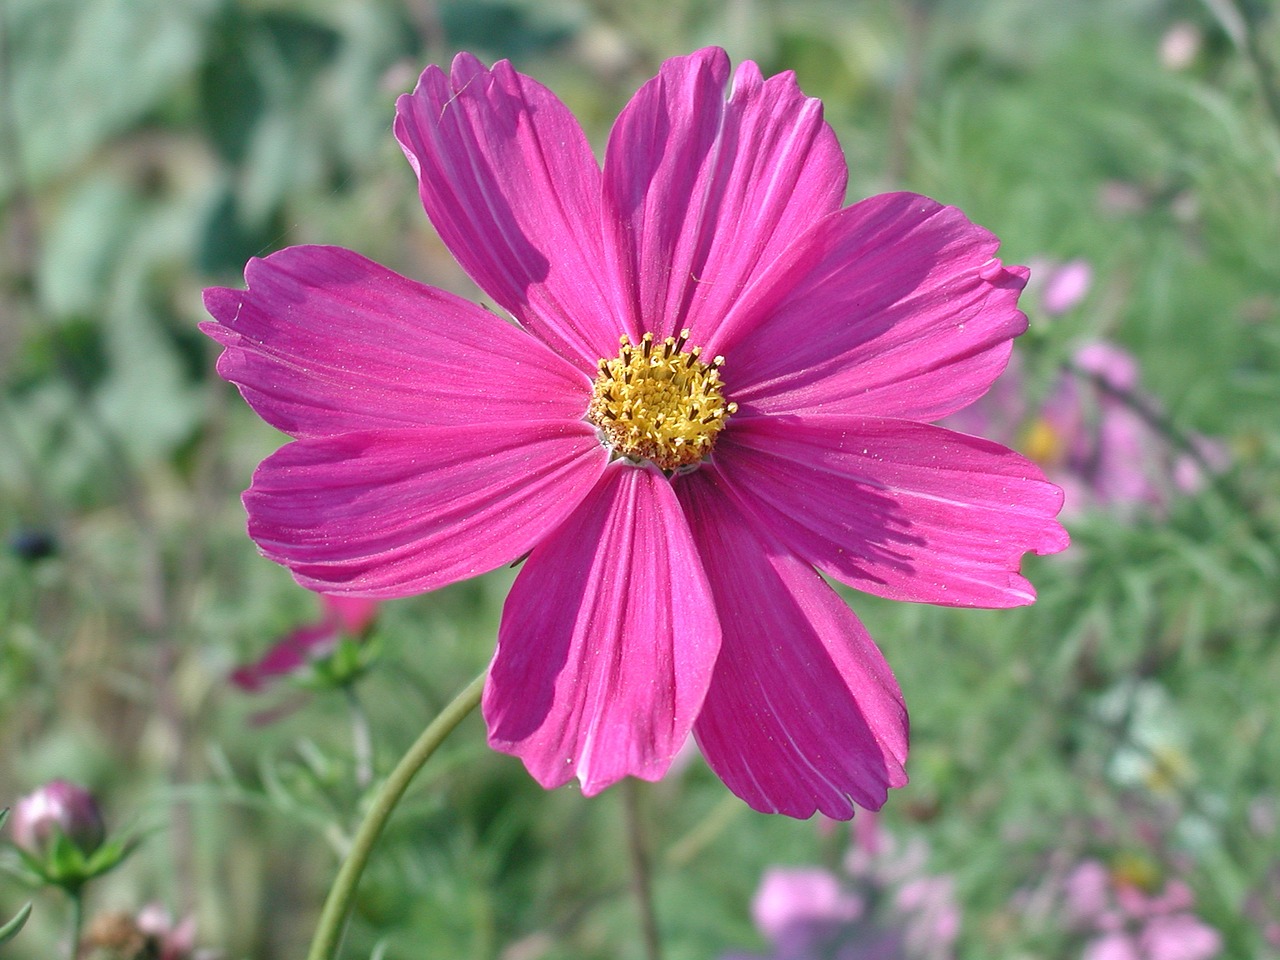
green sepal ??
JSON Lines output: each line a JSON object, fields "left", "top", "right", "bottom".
{"left": 298, "top": 633, "right": 383, "bottom": 691}
{"left": 11, "top": 830, "right": 139, "bottom": 892}
{"left": 0, "top": 902, "right": 33, "bottom": 946}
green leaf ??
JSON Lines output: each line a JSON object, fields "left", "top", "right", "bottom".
{"left": 0, "top": 902, "right": 33, "bottom": 946}
{"left": 81, "top": 834, "right": 141, "bottom": 880}
{"left": 3, "top": 0, "right": 214, "bottom": 194}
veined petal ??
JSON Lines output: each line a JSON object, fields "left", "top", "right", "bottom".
{"left": 710, "top": 193, "right": 1028, "bottom": 422}
{"left": 602, "top": 48, "right": 847, "bottom": 343}
{"left": 244, "top": 421, "right": 607, "bottom": 596}
{"left": 676, "top": 469, "right": 908, "bottom": 820}
{"left": 202, "top": 246, "right": 589, "bottom": 439}
{"left": 716, "top": 416, "right": 1069, "bottom": 608}
{"left": 485, "top": 463, "right": 720, "bottom": 795}
{"left": 394, "top": 54, "right": 619, "bottom": 371}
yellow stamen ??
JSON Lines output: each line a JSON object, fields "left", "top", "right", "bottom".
{"left": 587, "top": 331, "right": 738, "bottom": 471}
{"left": 1022, "top": 416, "right": 1065, "bottom": 466}
{"left": 1109, "top": 851, "right": 1162, "bottom": 893}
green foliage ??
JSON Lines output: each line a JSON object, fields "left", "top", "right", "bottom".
{"left": 11, "top": 830, "right": 139, "bottom": 895}
{"left": 0, "top": 900, "right": 33, "bottom": 947}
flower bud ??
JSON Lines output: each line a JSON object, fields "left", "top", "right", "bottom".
{"left": 9, "top": 780, "right": 106, "bottom": 859}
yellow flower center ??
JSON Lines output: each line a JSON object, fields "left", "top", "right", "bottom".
{"left": 1109, "top": 851, "right": 1162, "bottom": 893}
{"left": 1021, "top": 416, "right": 1066, "bottom": 466}
{"left": 587, "top": 331, "right": 738, "bottom": 471}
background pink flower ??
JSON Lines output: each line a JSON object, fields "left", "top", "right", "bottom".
{"left": 204, "top": 48, "right": 1066, "bottom": 818}
{"left": 948, "top": 339, "right": 1225, "bottom": 518}
{"left": 724, "top": 815, "right": 960, "bottom": 960}
{"left": 1062, "top": 858, "right": 1221, "bottom": 960}
{"left": 230, "top": 593, "right": 380, "bottom": 692}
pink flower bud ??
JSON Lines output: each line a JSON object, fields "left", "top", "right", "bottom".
{"left": 9, "top": 780, "right": 106, "bottom": 858}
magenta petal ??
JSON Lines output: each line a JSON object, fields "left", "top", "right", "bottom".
{"left": 676, "top": 469, "right": 908, "bottom": 820}
{"left": 202, "top": 246, "right": 588, "bottom": 438}
{"left": 394, "top": 54, "right": 619, "bottom": 370}
{"left": 716, "top": 416, "right": 1069, "bottom": 607}
{"left": 602, "top": 48, "right": 847, "bottom": 342}
{"left": 484, "top": 463, "right": 720, "bottom": 795}
{"left": 245, "top": 421, "right": 607, "bottom": 596}
{"left": 711, "top": 193, "right": 1028, "bottom": 422}
{"left": 321, "top": 595, "right": 380, "bottom": 634}
{"left": 230, "top": 621, "right": 337, "bottom": 692}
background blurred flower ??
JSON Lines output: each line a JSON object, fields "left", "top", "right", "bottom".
{"left": 230, "top": 593, "right": 379, "bottom": 692}
{"left": 1095, "top": 680, "right": 1194, "bottom": 796}
{"left": 1160, "top": 22, "right": 1203, "bottom": 71}
{"left": 1029, "top": 258, "right": 1093, "bottom": 317}
{"left": 947, "top": 339, "right": 1226, "bottom": 518}
{"left": 724, "top": 814, "right": 960, "bottom": 960}
{"left": 749, "top": 867, "right": 866, "bottom": 958}
{"left": 82, "top": 903, "right": 219, "bottom": 960}
{"left": 1063, "top": 857, "right": 1221, "bottom": 960}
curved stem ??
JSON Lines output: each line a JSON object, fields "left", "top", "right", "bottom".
{"left": 306, "top": 669, "right": 487, "bottom": 960}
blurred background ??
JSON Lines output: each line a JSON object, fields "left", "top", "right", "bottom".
{"left": 1, "top": 0, "right": 1278, "bottom": 957}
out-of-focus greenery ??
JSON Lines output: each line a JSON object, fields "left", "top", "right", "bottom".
{"left": 1, "top": 0, "right": 1277, "bottom": 958}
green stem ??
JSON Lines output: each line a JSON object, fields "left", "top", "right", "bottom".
{"left": 66, "top": 889, "right": 83, "bottom": 960}
{"left": 623, "top": 779, "right": 662, "bottom": 960}
{"left": 305, "top": 669, "right": 486, "bottom": 960}
{"left": 344, "top": 685, "right": 374, "bottom": 793}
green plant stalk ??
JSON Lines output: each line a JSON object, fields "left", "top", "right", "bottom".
{"left": 623, "top": 779, "right": 662, "bottom": 960}
{"left": 67, "top": 889, "right": 83, "bottom": 960}
{"left": 344, "top": 685, "right": 374, "bottom": 793}
{"left": 305, "top": 669, "right": 487, "bottom": 960}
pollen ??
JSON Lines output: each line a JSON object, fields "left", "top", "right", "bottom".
{"left": 587, "top": 331, "right": 738, "bottom": 471}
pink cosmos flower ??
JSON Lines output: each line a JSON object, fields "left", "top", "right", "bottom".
{"left": 947, "top": 340, "right": 1226, "bottom": 518}
{"left": 202, "top": 48, "right": 1067, "bottom": 818}
{"left": 724, "top": 814, "right": 960, "bottom": 959}
{"left": 230, "top": 593, "right": 380, "bottom": 692}
{"left": 1064, "top": 859, "right": 1221, "bottom": 960}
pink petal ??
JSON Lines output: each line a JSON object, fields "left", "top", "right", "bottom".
{"left": 602, "top": 48, "right": 847, "bottom": 343}
{"left": 1139, "top": 914, "right": 1222, "bottom": 960}
{"left": 1084, "top": 933, "right": 1143, "bottom": 960}
{"left": 1039, "top": 258, "right": 1093, "bottom": 316}
{"left": 230, "top": 621, "right": 338, "bottom": 692}
{"left": 676, "top": 469, "right": 908, "bottom": 820}
{"left": 752, "top": 867, "right": 863, "bottom": 943}
{"left": 707, "top": 192, "right": 1028, "bottom": 422}
{"left": 1065, "top": 861, "right": 1116, "bottom": 926}
{"left": 394, "top": 54, "right": 619, "bottom": 371}
{"left": 484, "top": 463, "right": 720, "bottom": 795}
{"left": 244, "top": 421, "right": 607, "bottom": 596}
{"left": 320, "top": 595, "right": 380, "bottom": 634}
{"left": 715, "top": 416, "right": 1068, "bottom": 608}
{"left": 202, "top": 246, "right": 589, "bottom": 438}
